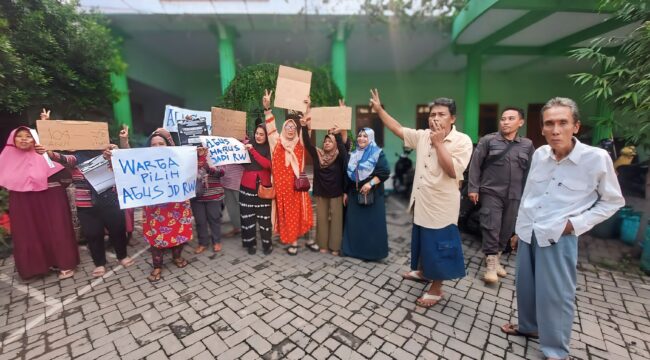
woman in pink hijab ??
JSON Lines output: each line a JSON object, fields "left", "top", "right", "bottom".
{"left": 0, "top": 124, "right": 79, "bottom": 280}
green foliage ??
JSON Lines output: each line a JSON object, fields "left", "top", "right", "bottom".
{"left": 0, "top": 0, "right": 124, "bottom": 118}
{"left": 569, "top": 0, "right": 650, "bottom": 148}
{"left": 360, "top": 0, "right": 467, "bottom": 29}
{"left": 221, "top": 63, "right": 343, "bottom": 134}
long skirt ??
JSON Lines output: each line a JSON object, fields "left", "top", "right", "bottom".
{"left": 411, "top": 223, "right": 466, "bottom": 280}
{"left": 9, "top": 186, "right": 79, "bottom": 279}
{"left": 341, "top": 188, "right": 388, "bottom": 261}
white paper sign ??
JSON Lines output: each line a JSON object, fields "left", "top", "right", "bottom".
{"left": 199, "top": 136, "right": 251, "bottom": 166}
{"left": 78, "top": 155, "right": 115, "bottom": 194}
{"left": 163, "top": 105, "right": 212, "bottom": 133}
{"left": 111, "top": 147, "right": 198, "bottom": 209}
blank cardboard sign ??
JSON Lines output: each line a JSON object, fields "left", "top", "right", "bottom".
{"left": 211, "top": 107, "right": 247, "bottom": 140}
{"left": 36, "top": 120, "right": 110, "bottom": 150}
{"left": 309, "top": 106, "right": 352, "bottom": 130}
{"left": 274, "top": 66, "right": 312, "bottom": 113}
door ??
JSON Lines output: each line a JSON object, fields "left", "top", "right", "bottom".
{"left": 526, "top": 103, "right": 545, "bottom": 148}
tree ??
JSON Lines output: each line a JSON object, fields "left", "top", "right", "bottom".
{"left": 221, "top": 63, "right": 343, "bottom": 134}
{"left": 0, "top": 0, "right": 123, "bottom": 119}
{"left": 361, "top": 0, "right": 467, "bottom": 28}
{"left": 569, "top": 0, "right": 650, "bottom": 150}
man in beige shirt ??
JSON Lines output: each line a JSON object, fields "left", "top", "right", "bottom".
{"left": 370, "top": 90, "right": 473, "bottom": 307}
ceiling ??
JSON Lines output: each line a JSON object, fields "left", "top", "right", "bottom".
{"left": 94, "top": 0, "right": 639, "bottom": 74}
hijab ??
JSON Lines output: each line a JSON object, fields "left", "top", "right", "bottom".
{"left": 279, "top": 119, "right": 302, "bottom": 177}
{"left": 0, "top": 126, "right": 64, "bottom": 192}
{"left": 148, "top": 132, "right": 173, "bottom": 147}
{"left": 347, "top": 128, "right": 381, "bottom": 182}
{"left": 152, "top": 128, "right": 175, "bottom": 146}
{"left": 316, "top": 133, "right": 339, "bottom": 168}
{"left": 245, "top": 124, "right": 271, "bottom": 171}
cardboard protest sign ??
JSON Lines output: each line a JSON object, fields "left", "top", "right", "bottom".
{"left": 309, "top": 106, "right": 352, "bottom": 130}
{"left": 36, "top": 120, "right": 109, "bottom": 151}
{"left": 177, "top": 117, "right": 209, "bottom": 146}
{"left": 111, "top": 147, "right": 198, "bottom": 209}
{"left": 199, "top": 136, "right": 251, "bottom": 166}
{"left": 274, "top": 66, "right": 312, "bottom": 113}
{"left": 77, "top": 155, "right": 115, "bottom": 194}
{"left": 163, "top": 105, "right": 212, "bottom": 134}
{"left": 210, "top": 107, "right": 247, "bottom": 140}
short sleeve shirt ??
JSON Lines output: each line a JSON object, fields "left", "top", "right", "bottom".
{"left": 403, "top": 126, "right": 473, "bottom": 229}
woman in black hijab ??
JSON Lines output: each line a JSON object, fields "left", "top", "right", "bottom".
{"left": 239, "top": 124, "right": 273, "bottom": 255}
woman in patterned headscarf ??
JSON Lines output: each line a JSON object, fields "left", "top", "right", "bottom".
{"left": 261, "top": 90, "right": 314, "bottom": 256}
{"left": 341, "top": 127, "right": 390, "bottom": 260}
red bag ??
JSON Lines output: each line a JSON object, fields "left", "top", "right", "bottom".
{"left": 294, "top": 171, "right": 310, "bottom": 192}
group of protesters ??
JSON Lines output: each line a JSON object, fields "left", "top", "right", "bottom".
{"left": 0, "top": 86, "right": 625, "bottom": 359}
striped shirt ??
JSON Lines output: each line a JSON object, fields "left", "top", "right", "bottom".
{"left": 50, "top": 152, "right": 94, "bottom": 208}
{"left": 219, "top": 164, "right": 244, "bottom": 191}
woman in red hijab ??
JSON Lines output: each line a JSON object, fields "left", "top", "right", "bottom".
{"left": 0, "top": 124, "right": 79, "bottom": 280}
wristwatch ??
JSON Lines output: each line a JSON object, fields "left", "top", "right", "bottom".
{"left": 369, "top": 179, "right": 375, "bottom": 187}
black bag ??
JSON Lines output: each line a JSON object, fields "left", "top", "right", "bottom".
{"left": 355, "top": 169, "right": 374, "bottom": 206}
{"left": 357, "top": 191, "right": 374, "bottom": 206}
{"left": 91, "top": 186, "right": 119, "bottom": 208}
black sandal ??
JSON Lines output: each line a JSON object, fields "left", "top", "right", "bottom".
{"left": 286, "top": 246, "right": 298, "bottom": 256}
{"left": 306, "top": 241, "right": 319, "bottom": 252}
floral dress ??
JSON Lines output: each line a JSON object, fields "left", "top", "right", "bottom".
{"left": 144, "top": 201, "right": 193, "bottom": 248}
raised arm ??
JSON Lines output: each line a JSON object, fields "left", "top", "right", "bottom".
{"left": 370, "top": 89, "right": 404, "bottom": 140}
{"left": 262, "top": 89, "right": 279, "bottom": 151}
{"left": 119, "top": 125, "right": 130, "bottom": 149}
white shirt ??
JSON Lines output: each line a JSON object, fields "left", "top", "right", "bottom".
{"left": 403, "top": 126, "right": 473, "bottom": 229}
{"left": 516, "top": 138, "right": 624, "bottom": 247}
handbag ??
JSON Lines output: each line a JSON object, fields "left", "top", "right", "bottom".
{"left": 357, "top": 191, "right": 374, "bottom": 206}
{"left": 257, "top": 177, "right": 275, "bottom": 199}
{"left": 294, "top": 171, "right": 310, "bottom": 192}
{"left": 355, "top": 169, "right": 374, "bottom": 206}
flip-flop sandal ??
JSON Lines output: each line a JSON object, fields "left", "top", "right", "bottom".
{"left": 286, "top": 246, "right": 298, "bottom": 256}
{"left": 213, "top": 243, "right": 222, "bottom": 252}
{"left": 148, "top": 269, "right": 162, "bottom": 283}
{"left": 501, "top": 323, "right": 539, "bottom": 339}
{"left": 92, "top": 266, "right": 106, "bottom": 278}
{"left": 416, "top": 293, "right": 443, "bottom": 308}
{"left": 402, "top": 270, "right": 429, "bottom": 283}
{"left": 58, "top": 270, "right": 74, "bottom": 280}
{"left": 306, "top": 242, "right": 320, "bottom": 252}
{"left": 173, "top": 258, "right": 188, "bottom": 268}
{"left": 119, "top": 257, "right": 134, "bottom": 267}
{"left": 331, "top": 251, "right": 340, "bottom": 256}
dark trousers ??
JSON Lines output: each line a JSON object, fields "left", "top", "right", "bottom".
{"left": 77, "top": 205, "right": 128, "bottom": 267}
{"left": 191, "top": 199, "right": 222, "bottom": 246}
{"left": 479, "top": 192, "right": 520, "bottom": 255}
{"left": 151, "top": 244, "right": 184, "bottom": 268}
{"left": 239, "top": 186, "right": 272, "bottom": 250}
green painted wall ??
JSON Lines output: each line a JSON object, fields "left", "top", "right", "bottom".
{"left": 121, "top": 42, "right": 598, "bottom": 171}
{"left": 344, "top": 71, "right": 597, "bottom": 168}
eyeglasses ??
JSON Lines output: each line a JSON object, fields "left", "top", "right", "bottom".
{"left": 284, "top": 125, "right": 296, "bottom": 130}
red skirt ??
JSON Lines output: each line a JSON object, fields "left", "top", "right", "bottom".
{"left": 9, "top": 186, "right": 79, "bottom": 279}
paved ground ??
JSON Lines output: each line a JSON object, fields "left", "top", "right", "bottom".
{"left": 0, "top": 196, "right": 649, "bottom": 360}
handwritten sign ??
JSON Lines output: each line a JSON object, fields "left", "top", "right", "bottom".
{"left": 77, "top": 155, "right": 115, "bottom": 194}
{"left": 163, "top": 105, "right": 212, "bottom": 133}
{"left": 274, "top": 66, "right": 312, "bottom": 113}
{"left": 199, "top": 136, "right": 250, "bottom": 166}
{"left": 36, "top": 120, "right": 109, "bottom": 151}
{"left": 309, "top": 106, "right": 352, "bottom": 130}
{"left": 211, "top": 107, "right": 247, "bottom": 140}
{"left": 111, "top": 147, "right": 198, "bottom": 209}
{"left": 177, "top": 117, "right": 209, "bottom": 146}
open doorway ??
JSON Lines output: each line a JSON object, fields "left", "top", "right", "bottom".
{"left": 526, "top": 103, "right": 545, "bottom": 148}
{"left": 356, "top": 105, "right": 384, "bottom": 147}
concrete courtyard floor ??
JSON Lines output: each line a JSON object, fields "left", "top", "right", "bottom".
{"left": 0, "top": 196, "right": 649, "bottom": 360}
